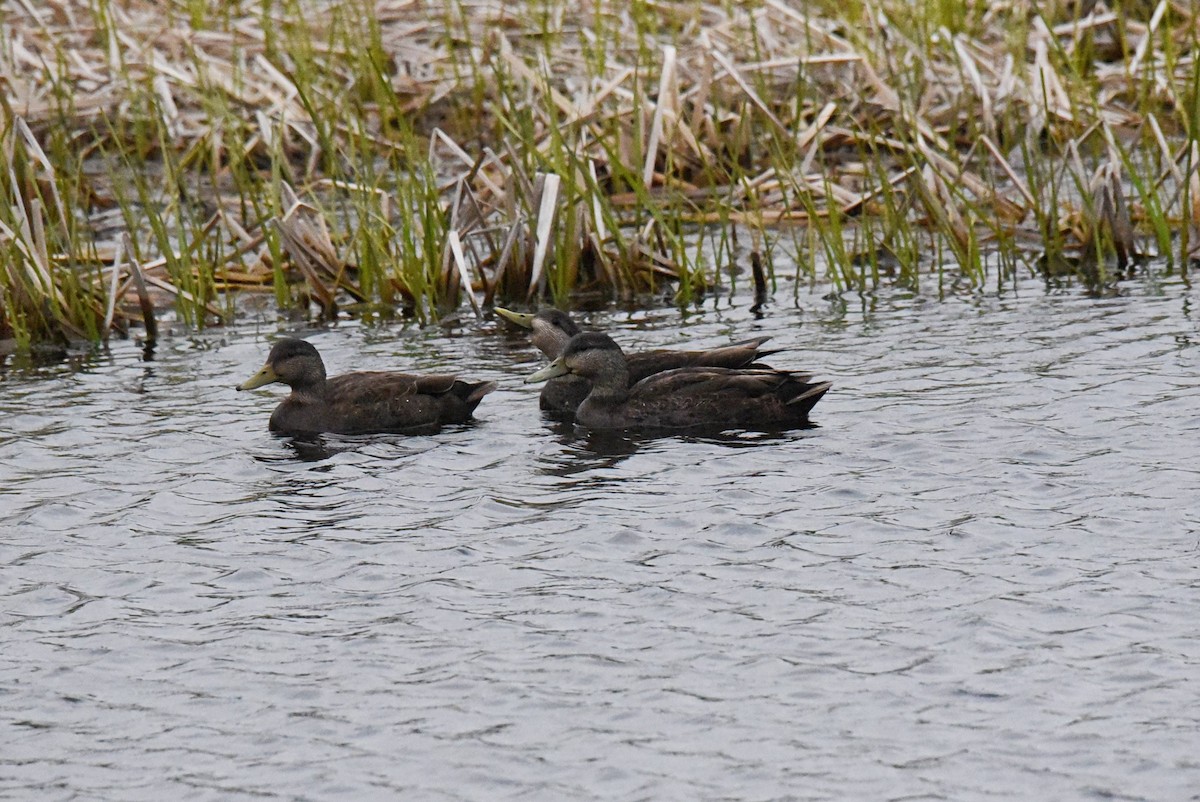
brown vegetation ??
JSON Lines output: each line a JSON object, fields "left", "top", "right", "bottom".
{"left": 1, "top": 0, "right": 1197, "bottom": 346}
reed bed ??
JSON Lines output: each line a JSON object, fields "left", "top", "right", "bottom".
{"left": 2, "top": 0, "right": 1198, "bottom": 346}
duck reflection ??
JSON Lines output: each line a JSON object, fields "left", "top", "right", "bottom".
{"left": 535, "top": 417, "right": 816, "bottom": 483}
{"left": 534, "top": 419, "right": 639, "bottom": 480}
{"left": 255, "top": 428, "right": 454, "bottom": 464}
{"left": 282, "top": 433, "right": 342, "bottom": 462}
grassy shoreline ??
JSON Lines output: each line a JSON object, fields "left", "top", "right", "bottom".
{"left": 1, "top": 0, "right": 1196, "bottom": 347}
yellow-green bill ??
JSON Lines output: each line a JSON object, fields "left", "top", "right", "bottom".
{"left": 495, "top": 307, "right": 535, "bottom": 328}
{"left": 237, "top": 364, "right": 279, "bottom": 391}
{"left": 526, "top": 358, "right": 569, "bottom": 384}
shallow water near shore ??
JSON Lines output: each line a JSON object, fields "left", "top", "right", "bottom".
{"left": 2, "top": 274, "right": 1199, "bottom": 800}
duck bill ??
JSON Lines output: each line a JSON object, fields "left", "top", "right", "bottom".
{"left": 525, "top": 358, "right": 569, "bottom": 384}
{"left": 237, "top": 364, "right": 279, "bottom": 391}
{"left": 495, "top": 307, "right": 535, "bottom": 329}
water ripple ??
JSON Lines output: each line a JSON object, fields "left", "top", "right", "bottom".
{"left": 1, "top": 277, "right": 1198, "bottom": 799}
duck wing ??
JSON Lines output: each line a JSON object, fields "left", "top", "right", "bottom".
{"left": 626, "top": 336, "right": 777, "bottom": 383}
{"left": 314, "top": 371, "right": 496, "bottom": 433}
{"left": 612, "top": 367, "right": 830, "bottom": 430}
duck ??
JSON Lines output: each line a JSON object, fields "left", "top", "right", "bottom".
{"left": 495, "top": 307, "right": 777, "bottom": 416}
{"left": 525, "top": 331, "right": 829, "bottom": 432}
{"left": 237, "top": 337, "right": 496, "bottom": 435}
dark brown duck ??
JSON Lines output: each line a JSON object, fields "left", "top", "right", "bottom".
{"left": 495, "top": 307, "right": 777, "bottom": 417}
{"left": 237, "top": 337, "right": 496, "bottom": 435}
{"left": 525, "top": 331, "right": 830, "bottom": 432}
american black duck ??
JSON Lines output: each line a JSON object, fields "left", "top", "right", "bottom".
{"left": 237, "top": 337, "right": 496, "bottom": 435}
{"left": 495, "top": 307, "right": 777, "bottom": 416}
{"left": 525, "top": 331, "right": 830, "bottom": 432}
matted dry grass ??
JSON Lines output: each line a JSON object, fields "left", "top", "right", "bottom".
{"left": 1, "top": 0, "right": 1197, "bottom": 344}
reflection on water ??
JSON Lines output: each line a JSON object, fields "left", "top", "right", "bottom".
{"left": 538, "top": 412, "right": 822, "bottom": 469}
{"left": 1, "top": 275, "right": 1199, "bottom": 800}
{"left": 534, "top": 424, "right": 639, "bottom": 481}
{"left": 267, "top": 423, "right": 489, "bottom": 463}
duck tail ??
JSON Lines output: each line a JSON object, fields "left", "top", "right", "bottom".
{"left": 732, "top": 336, "right": 782, "bottom": 360}
{"left": 464, "top": 380, "right": 498, "bottom": 407}
{"left": 749, "top": 349, "right": 785, "bottom": 364}
{"left": 729, "top": 335, "right": 772, "bottom": 349}
{"left": 785, "top": 380, "right": 832, "bottom": 415}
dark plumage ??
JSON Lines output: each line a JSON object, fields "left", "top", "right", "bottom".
{"left": 495, "top": 307, "right": 778, "bottom": 417}
{"left": 525, "top": 332, "right": 830, "bottom": 432}
{"left": 236, "top": 338, "right": 496, "bottom": 435}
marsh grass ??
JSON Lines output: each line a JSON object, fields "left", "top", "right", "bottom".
{"left": 2, "top": 0, "right": 1199, "bottom": 346}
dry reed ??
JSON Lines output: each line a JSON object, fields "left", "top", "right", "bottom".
{"left": 1, "top": 0, "right": 1197, "bottom": 345}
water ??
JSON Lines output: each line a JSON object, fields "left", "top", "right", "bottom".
{"left": 2, "top": 276, "right": 1198, "bottom": 801}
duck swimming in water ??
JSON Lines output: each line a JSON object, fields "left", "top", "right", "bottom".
{"left": 237, "top": 337, "right": 496, "bottom": 435}
{"left": 495, "top": 307, "right": 777, "bottom": 417}
{"left": 525, "top": 331, "right": 830, "bottom": 432}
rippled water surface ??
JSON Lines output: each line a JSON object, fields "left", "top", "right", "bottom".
{"left": 3, "top": 277, "right": 1199, "bottom": 800}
